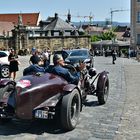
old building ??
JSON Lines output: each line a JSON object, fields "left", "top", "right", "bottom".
{"left": 22, "top": 13, "right": 90, "bottom": 51}
{"left": 0, "top": 13, "right": 40, "bottom": 26}
{"left": 114, "top": 25, "right": 130, "bottom": 41}
{"left": 0, "top": 12, "right": 90, "bottom": 53}
{"left": 0, "top": 13, "right": 40, "bottom": 50}
{"left": 30, "top": 13, "right": 78, "bottom": 37}
{"left": 131, "top": 0, "right": 140, "bottom": 49}
{"left": 0, "top": 13, "right": 40, "bottom": 37}
{"left": 82, "top": 25, "right": 104, "bottom": 36}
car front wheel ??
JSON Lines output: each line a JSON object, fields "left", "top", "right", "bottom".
{"left": 60, "top": 89, "right": 81, "bottom": 131}
{"left": 97, "top": 78, "right": 109, "bottom": 105}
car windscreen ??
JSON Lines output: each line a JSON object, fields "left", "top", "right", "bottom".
{"left": 69, "top": 50, "right": 88, "bottom": 57}
{"left": 54, "top": 51, "right": 70, "bottom": 60}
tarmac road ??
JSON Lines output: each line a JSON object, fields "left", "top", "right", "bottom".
{"left": 0, "top": 55, "right": 140, "bottom": 140}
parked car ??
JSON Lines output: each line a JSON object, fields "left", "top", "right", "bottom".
{"left": 53, "top": 50, "right": 71, "bottom": 60}
{"left": 105, "top": 50, "right": 112, "bottom": 57}
{"left": 0, "top": 51, "right": 10, "bottom": 78}
{"left": 65, "top": 48, "right": 94, "bottom": 68}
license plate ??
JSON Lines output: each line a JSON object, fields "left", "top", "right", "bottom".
{"left": 35, "top": 110, "right": 48, "bottom": 119}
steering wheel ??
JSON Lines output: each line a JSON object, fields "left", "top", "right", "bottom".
{"left": 63, "top": 64, "right": 77, "bottom": 75}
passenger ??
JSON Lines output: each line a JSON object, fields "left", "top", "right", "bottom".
{"left": 23, "top": 58, "right": 45, "bottom": 76}
{"left": 50, "top": 54, "right": 85, "bottom": 84}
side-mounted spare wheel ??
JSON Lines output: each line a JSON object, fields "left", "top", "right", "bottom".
{"left": 97, "top": 77, "right": 109, "bottom": 105}
{"left": 60, "top": 89, "right": 81, "bottom": 131}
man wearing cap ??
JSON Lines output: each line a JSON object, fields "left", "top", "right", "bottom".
{"left": 51, "top": 54, "right": 85, "bottom": 84}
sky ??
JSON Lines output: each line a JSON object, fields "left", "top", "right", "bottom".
{"left": 0, "top": 0, "right": 130, "bottom": 23}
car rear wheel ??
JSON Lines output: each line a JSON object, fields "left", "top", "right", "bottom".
{"left": 60, "top": 89, "right": 81, "bottom": 131}
{"left": 0, "top": 65, "right": 9, "bottom": 78}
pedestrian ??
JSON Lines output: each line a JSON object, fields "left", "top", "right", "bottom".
{"left": 29, "top": 51, "right": 41, "bottom": 65}
{"left": 111, "top": 49, "right": 117, "bottom": 64}
{"left": 42, "top": 48, "right": 50, "bottom": 67}
{"left": 47, "top": 47, "right": 51, "bottom": 64}
{"left": 8, "top": 49, "right": 20, "bottom": 80}
{"left": 31, "top": 47, "right": 36, "bottom": 54}
{"left": 127, "top": 48, "right": 131, "bottom": 59}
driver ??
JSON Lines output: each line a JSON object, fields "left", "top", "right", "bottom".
{"left": 51, "top": 54, "right": 85, "bottom": 84}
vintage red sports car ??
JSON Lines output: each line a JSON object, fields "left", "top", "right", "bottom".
{"left": 0, "top": 65, "right": 109, "bottom": 131}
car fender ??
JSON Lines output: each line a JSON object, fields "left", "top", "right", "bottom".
{"left": 63, "top": 84, "right": 82, "bottom": 111}
{"left": 34, "top": 84, "right": 80, "bottom": 110}
{"left": 63, "top": 84, "right": 77, "bottom": 92}
{"left": 63, "top": 84, "right": 81, "bottom": 99}
{"left": 96, "top": 71, "right": 109, "bottom": 95}
{"left": 34, "top": 93, "right": 62, "bottom": 109}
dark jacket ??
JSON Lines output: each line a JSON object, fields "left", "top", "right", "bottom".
{"left": 23, "top": 64, "right": 45, "bottom": 76}
{"left": 51, "top": 65, "right": 80, "bottom": 84}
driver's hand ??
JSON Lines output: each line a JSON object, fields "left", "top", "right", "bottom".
{"left": 79, "top": 63, "right": 86, "bottom": 71}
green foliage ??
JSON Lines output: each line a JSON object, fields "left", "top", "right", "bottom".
{"left": 100, "top": 31, "right": 116, "bottom": 40}
{"left": 91, "top": 30, "right": 116, "bottom": 42}
{"left": 79, "top": 31, "right": 86, "bottom": 35}
{"left": 121, "top": 48, "right": 128, "bottom": 54}
{"left": 91, "top": 35, "right": 101, "bottom": 42}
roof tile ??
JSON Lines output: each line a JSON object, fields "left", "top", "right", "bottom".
{"left": 0, "top": 13, "right": 40, "bottom": 26}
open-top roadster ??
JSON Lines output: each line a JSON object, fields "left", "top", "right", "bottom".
{"left": 0, "top": 63, "right": 109, "bottom": 131}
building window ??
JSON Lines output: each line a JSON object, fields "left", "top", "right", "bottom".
{"left": 54, "top": 32, "right": 59, "bottom": 36}
{"left": 137, "top": 34, "right": 140, "bottom": 45}
{"left": 137, "top": 12, "right": 140, "bottom": 22}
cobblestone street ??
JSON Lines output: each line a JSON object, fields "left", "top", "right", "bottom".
{"left": 0, "top": 56, "right": 139, "bottom": 140}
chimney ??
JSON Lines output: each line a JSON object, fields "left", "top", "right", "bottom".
{"left": 67, "top": 9, "right": 71, "bottom": 23}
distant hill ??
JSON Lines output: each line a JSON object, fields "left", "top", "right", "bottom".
{"left": 72, "top": 21, "right": 130, "bottom": 27}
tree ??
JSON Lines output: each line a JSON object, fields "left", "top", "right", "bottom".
{"left": 91, "top": 30, "right": 116, "bottom": 42}
{"left": 91, "top": 35, "right": 101, "bottom": 42}
{"left": 100, "top": 30, "right": 116, "bottom": 40}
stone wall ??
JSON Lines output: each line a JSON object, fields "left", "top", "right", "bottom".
{"left": 28, "top": 36, "right": 91, "bottom": 52}
{"left": 0, "top": 37, "right": 10, "bottom": 50}
{"left": 0, "top": 35, "right": 91, "bottom": 53}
